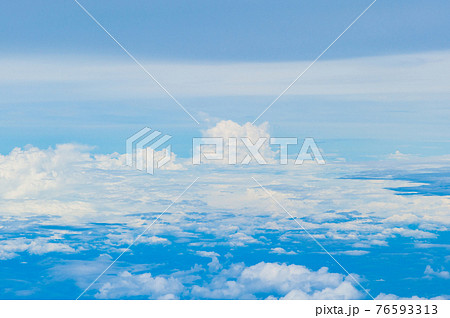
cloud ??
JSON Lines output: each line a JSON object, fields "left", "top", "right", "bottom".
{"left": 1, "top": 51, "right": 449, "bottom": 102}
{"left": 415, "top": 243, "right": 450, "bottom": 249}
{"left": 191, "top": 262, "right": 364, "bottom": 300}
{"left": 200, "top": 120, "right": 277, "bottom": 165}
{"left": 375, "top": 293, "right": 449, "bottom": 300}
{"left": 281, "top": 281, "right": 361, "bottom": 300}
{"left": 0, "top": 237, "right": 77, "bottom": 260}
{"left": 96, "top": 271, "right": 184, "bottom": 299}
{"left": 50, "top": 254, "right": 117, "bottom": 289}
{"left": 47, "top": 249, "right": 370, "bottom": 300}
{"left": 105, "top": 233, "right": 170, "bottom": 247}
{"left": 424, "top": 265, "right": 450, "bottom": 279}
{"left": 0, "top": 131, "right": 449, "bottom": 299}
{"left": 196, "top": 251, "right": 222, "bottom": 272}
{"left": 270, "top": 247, "right": 297, "bottom": 255}
{"left": 0, "top": 144, "right": 92, "bottom": 200}
{"left": 227, "top": 232, "right": 261, "bottom": 246}
{"left": 1, "top": 137, "right": 449, "bottom": 247}
{"left": 333, "top": 250, "right": 370, "bottom": 256}
{"left": 0, "top": 144, "right": 185, "bottom": 221}
{"left": 79, "top": 259, "right": 366, "bottom": 299}
{"left": 383, "top": 214, "right": 421, "bottom": 225}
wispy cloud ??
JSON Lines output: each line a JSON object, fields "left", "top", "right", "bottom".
{"left": 1, "top": 51, "right": 449, "bottom": 103}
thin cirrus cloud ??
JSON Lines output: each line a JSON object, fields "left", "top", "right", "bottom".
{"left": 0, "top": 50, "right": 449, "bottom": 103}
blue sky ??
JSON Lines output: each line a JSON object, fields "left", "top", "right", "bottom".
{"left": 0, "top": 0, "right": 449, "bottom": 158}
{"left": 1, "top": 0, "right": 449, "bottom": 60}
{"left": 0, "top": 1, "right": 449, "bottom": 300}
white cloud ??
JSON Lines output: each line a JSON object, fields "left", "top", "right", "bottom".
{"left": 270, "top": 247, "right": 297, "bottom": 255}
{"left": 389, "top": 228, "right": 437, "bottom": 239}
{"left": 375, "top": 293, "right": 449, "bottom": 300}
{"left": 105, "top": 233, "right": 170, "bottom": 247}
{"left": 51, "top": 254, "right": 116, "bottom": 288}
{"left": 415, "top": 243, "right": 450, "bottom": 249}
{"left": 0, "top": 139, "right": 447, "bottom": 299}
{"left": 227, "top": 232, "right": 260, "bottom": 246}
{"left": 196, "top": 251, "right": 222, "bottom": 272}
{"left": 333, "top": 250, "right": 370, "bottom": 256}
{"left": 383, "top": 214, "right": 421, "bottom": 224}
{"left": 73, "top": 260, "right": 367, "bottom": 299}
{"left": 191, "top": 262, "right": 364, "bottom": 300}
{"left": 96, "top": 271, "right": 184, "bottom": 299}
{"left": 0, "top": 237, "right": 77, "bottom": 260}
{"left": 1, "top": 51, "right": 449, "bottom": 102}
{"left": 424, "top": 265, "right": 450, "bottom": 279}
{"left": 1, "top": 127, "right": 449, "bottom": 283}
{"left": 200, "top": 120, "right": 277, "bottom": 165}
{"left": 0, "top": 144, "right": 185, "bottom": 222}
{"left": 1, "top": 138, "right": 448, "bottom": 247}
{"left": 281, "top": 281, "right": 361, "bottom": 300}
{"left": 0, "top": 144, "right": 92, "bottom": 200}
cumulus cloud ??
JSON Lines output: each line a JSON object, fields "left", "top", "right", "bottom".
{"left": 199, "top": 120, "right": 277, "bottom": 165}
{"left": 424, "top": 265, "right": 450, "bottom": 279}
{"left": 196, "top": 251, "right": 222, "bottom": 272}
{"left": 91, "top": 261, "right": 365, "bottom": 299}
{"left": 0, "top": 144, "right": 92, "bottom": 199}
{"left": 0, "top": 144, "right": 186, "bottom": 220}
{"left": 191, "top": 262, "right": 364, "bottom": 300}
{"left": 105, "top": 233, "right": 170, "bottom": 247}
{"left": 96, "top": 271, "right": 184, "bottom": 299}
{"left": 0, "top": 237, "right": 77, "bottom": 260}
{"left": 270, "top": 247, "right": 297, "bottom": 255}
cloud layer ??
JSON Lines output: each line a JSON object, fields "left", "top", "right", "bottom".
{"left": 1, "top": 51, "right": 449, "bottom": 103}
{"left": 0, "top": 120, "right": 449, "bottom": 299}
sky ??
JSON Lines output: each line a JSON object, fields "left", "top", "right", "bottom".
{"left": 0, "top": 0, "right": 449, "bottom": 300}
{"left": 0, "top": 0, "right": 449, "bottom": 158}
